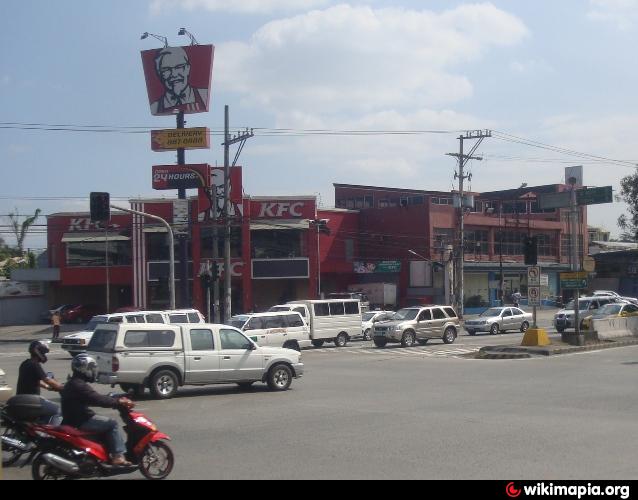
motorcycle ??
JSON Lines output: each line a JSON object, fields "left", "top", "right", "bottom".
{"left": 26, "top": 394, "right": 174, "bottom": 480}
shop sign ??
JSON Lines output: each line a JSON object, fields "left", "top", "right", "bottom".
{"left": 354, "top": 261, "right": 401, "bottom": 274}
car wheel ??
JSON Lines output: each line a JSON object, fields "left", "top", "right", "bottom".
{"left": 520, "top": 321, "right": 530, "bottom": 332}
{"left": 442, "top": 327, "right": 456, "bottom": 344}
{"left": 373, "top": 338, "right": 387, "bottom": 348}
{"left": 490, "top": 323, "right": 499, "bottom": 335}
{"left": 150, "top": 370, "right": 179, "bottom": 399}
{"left": 363, "top": 329, "right": 372, "bottom": 341}
{"left": 267, "top": 364, "right": 293, "bottom": 391}
{"left": 120, "top": 383, "right": 145, "bottom": 398}
{"left": 401, "top": 331, "right": 416, "bottom": 348}
{"left": 311, "top": 339, "right": 324, "bottom": 348}
{"left": 334, "top": 332, "right": 348, "bottom": 348}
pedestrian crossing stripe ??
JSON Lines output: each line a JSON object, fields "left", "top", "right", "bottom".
{"left": 304, "top": 346, "right": 480, "bottom": 358}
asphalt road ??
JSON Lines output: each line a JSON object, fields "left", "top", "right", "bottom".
{"left": 2, "top": 326, "right": 638, "bottom": 480}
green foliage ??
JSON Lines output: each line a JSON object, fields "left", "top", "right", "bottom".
{"left": 8, "top": 208, "right": 42, "bottom": 252}
{"left": 618, "top": 168, "right": 638, "bottom": 242}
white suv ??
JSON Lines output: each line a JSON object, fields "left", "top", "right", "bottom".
{"left": 61, "top": 309, "right": 205, "bottom": 356}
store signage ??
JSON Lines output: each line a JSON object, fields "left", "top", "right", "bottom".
{"left": 151, "top": 128, "right": 210, "bottom": 151}
{"left": 141, "top": 44, "right": 214, "bottom": 116}
{"left": 576, "top": 186, "right": 613, "bottom": 206}
{"left": 258, "top": 202, "right": 305, "bottom": 218}
{"left": 152, "top": 164, "right": 211, "bottom": 190}
{"left": 354, "top": 261, "right": 402, "bottom": 274}
{"left": 560, "top": 271, "right": 588, "bottom": 289}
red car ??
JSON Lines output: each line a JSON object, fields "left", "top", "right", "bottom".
{"left": 61, "top": 304, "right": 105, "bottom": 324}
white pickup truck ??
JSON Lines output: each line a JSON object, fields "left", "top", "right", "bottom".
{"left": 87, "top": 323, "right": 304, "bottom": 399}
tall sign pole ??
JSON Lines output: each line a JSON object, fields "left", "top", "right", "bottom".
{"left": 177, "top": 111, "right": 190, "bottom": 308}
{"left": 569, "top": 178, "right": 584, "bottom": 346}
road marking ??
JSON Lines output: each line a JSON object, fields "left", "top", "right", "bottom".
{"left": 304, "top": 345, "right": 481, "bottom": 359}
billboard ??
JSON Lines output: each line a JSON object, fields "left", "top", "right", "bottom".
{"left": 198, "top": 167, "right": 244, "bottom": 220}
{"left": 141, "top": 44, "right": 214, "bottom": 116}
{"left": 152, "top": 164, "right": 211, "bottom": 190}
{"left": 151, "top": 127, "right": 210, "bottom": 151}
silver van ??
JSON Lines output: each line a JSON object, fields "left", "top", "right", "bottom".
{"left": 226, "top": 311, "right": 310, "bottom": 351}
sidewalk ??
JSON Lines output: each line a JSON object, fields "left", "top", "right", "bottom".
{"left": 0, "top": 324, "right": 83, "bottom": 343}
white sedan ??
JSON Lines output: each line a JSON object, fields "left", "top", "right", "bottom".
{"left": 464, "top": 307, "right": 533, "bottom": 335}
{"left": 361, "top": 310, "right": 395, "bottom": 340}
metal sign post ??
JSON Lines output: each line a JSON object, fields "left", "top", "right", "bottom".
{"left": 527, "top": 266, "right": 541, "bottom": 328}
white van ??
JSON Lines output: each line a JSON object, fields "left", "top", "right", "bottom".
{"left": 271, "top": 299, "right": 362, "bottom": 348}
{"left": 226, "top": 311, "right": 310, "bottom": 351}
{"left": 60, "top": 309, "right": 205, "bottom": 356}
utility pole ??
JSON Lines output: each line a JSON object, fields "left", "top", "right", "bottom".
{"left": 222, "top": 105, "right": 254, "bottom": 321}
{"left": 446, "top": 129, "right": 491, "bottom": 316}
{"left": 568, "top": 177, "right": 584, "bottom": 346}
{"left": 176, "top": 111, "right": 190, "bottom": 308}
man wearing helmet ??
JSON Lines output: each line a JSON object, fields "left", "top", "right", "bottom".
{"left": 61, "top": 354, "right": 134, "bottom": 466}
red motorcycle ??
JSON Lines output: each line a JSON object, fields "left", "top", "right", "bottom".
{"left": 29, "top": 400, "right": 174, "bottom": 480}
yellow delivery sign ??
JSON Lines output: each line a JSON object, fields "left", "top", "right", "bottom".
{"left": 151, "top": 127, "right": 210, "bottom": 151}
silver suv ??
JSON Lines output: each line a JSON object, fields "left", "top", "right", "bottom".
{"left": 372, "top": 306, "right": 460, "bottom": 348}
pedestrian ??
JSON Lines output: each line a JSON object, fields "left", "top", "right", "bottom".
{"left": 51, "top": 310, "right": 61, "bottom": 340}
{"left": 512, "top": 289, "right": 522, "bottom": 308}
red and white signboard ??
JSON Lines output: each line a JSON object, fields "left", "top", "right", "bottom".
{"left": 152, "top": 164, "right": 211, "bottom": 190}
{"left": 197, "top": 167, "right": 243, "bottom": 220}
{"left": 141, "top": 44, "right": 214, "bottom": 116}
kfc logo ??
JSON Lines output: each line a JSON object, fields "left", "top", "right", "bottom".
{"left": 258, "top": 202, "right": 305, "bottom": 218}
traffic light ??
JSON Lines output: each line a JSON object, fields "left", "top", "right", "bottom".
{"left": 211, "top": 261, "right": 219, "bottom": 280}
{"left": 523, "top": 235, "right": 538, "bottom": 265}
{"left": 200, "top": 272, "right": 211, "bottom": 289}
{"left": 90, "top": 192, "right": 110, "bottom": 223}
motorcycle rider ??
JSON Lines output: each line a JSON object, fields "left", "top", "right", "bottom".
{"left": 60, "top": 354, "right": 135, "bottom": 466}
{"left": 16, "top": 341, "right": 64, "bottom": 424}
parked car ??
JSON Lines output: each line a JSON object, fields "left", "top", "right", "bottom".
{"left": 361, "top": 310, "right": 395, "bottom": 341}
{"left": 372, "top": 305, "right": 460, "bottom": 347}
{"left": 61, "top": 309, "right": 205, "bottom": 356}
{"left": 553, "top": 296, "right": 619, "bottom": 333}
{"left": 464, "top": 307, "right": 533, "bottom": 336}
{"left": 0, "top": 368, "right": 13, "bottom": 403}
{"left": 61, "top": 304, "right": 105, "bottom": 324}
{"left": 40, "top": 304, "right": 76, "bottom": 324}
{"left": 581, "top": 302, "right": 638, "bottom": 330}
{"left": 591, "top": 290, "right": 638, "bottom": 305}
{"left": 88, "top": 323, "right": 304, "bottom": 399}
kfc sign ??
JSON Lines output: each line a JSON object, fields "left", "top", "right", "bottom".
{"left": 251, "top": 199, "right": 316, "bottom": 219}
{"left": 258, "top": 202, "right": 305, "bottom": 218}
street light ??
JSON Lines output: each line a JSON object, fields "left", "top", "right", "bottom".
{"left": 178, "top": 28, "right": 199, "bottom": 45}
{"left": 311, "top": 219, "right": 330, "bottom": 298}
{"left": 140, "top": 32, "right": 168, "bottom": 47}
{"left": 408, "top": 249, "right": 429, "bottom": 261}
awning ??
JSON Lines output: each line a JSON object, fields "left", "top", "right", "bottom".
{"left": 250, "top": 219, "right": 310, "bottom": 231}
{"left": 61, "top": 232, "right": 130, "bottom": 243}
{"left": 143, "top": 226, "right": 168, "bottom": 233}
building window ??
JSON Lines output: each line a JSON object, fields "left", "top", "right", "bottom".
{"left": 408, "top": 196, "right": 424, "bottom": 205}
{"left": 464, "top": 230, "right": 488, "bottom": 255}
{"left": 501, "top": 201, "right": 527, "bottom": 214}
{"left": 536, "top": 233, "right": 556, "bottom": 257}
{"left": 378, "top": 199, "right": 389, "bottom": 209}
{"left": 434, "top": 228, "right": 455, "bottom": 249}
{"left": 561, "top": 234, "right": 584, "bottom": 258}
{"left": 496, "top": 231, "right": 525, "bottom": 256}
{"left": 364, "top": 196, "right": 373, "bottom": 208}
{"left": 66, "top": 241, "right": 132, "bottom": 267}
{"left": 432, "top": 197, "right": 453, "bottom": 205}
{"left": 251, "top": 229, "right": 303, "bottom": 259}
{"left": 200, "top": 227, "right": 242, "bottom": 259}
{"left": 346, "top": 199, "right": 355, "bottom": 210}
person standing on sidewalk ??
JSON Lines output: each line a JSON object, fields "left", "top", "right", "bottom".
{"left": 51, "top": 310, "right": 61, "bottom": 340}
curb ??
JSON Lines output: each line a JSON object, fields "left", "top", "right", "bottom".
{"left": 478, "top": 337, "right": 638, "bottom": 359}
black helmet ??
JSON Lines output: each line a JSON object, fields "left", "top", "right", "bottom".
{"left": 28, "top": 341, "right": 49, "bottom": 363}
{"left": 71, "top": 354, "right": 98, "bottom": 383}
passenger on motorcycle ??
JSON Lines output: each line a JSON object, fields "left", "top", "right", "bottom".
{"left": 60, "top": 354, "right": 135, "bottom": 466}
{"left": 16, "top": 341, "right": 64, "bottom": 424}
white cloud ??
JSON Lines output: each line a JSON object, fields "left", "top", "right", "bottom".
{"left": 510, "top": 59, "right": 553, "bottom": 75}
{"left": 588, "top": 0, "right": 638, "bottom": 30}
{"left": 215, "top": 4, "right": 529, "bottom": 115}
{"left": 150, "top": 0, "right": 330, "bottom": 15}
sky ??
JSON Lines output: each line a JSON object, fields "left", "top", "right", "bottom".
{"left": 2, "top": 0, "right": 637, "bottom": 251}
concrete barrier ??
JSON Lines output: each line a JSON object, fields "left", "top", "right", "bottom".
{"left": 592, "top": 316, "right": 638, "bottom": 340}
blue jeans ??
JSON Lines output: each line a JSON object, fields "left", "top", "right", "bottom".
{"left": 38, "top": 398, "right": 62, "bottom": 426}
{"left": 78, "top": 415, "right": 126, "bottom": 456}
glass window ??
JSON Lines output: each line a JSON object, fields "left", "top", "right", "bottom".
{"left": 502, "top": 310, "right": 513, "bottom": 317}
{"left": 251, "top": 229, "right": 303, "bottom": 259}
{"left": 108, "top": 316, "right": 123, "bottom": 323}
{"left": 145, "top": 313, "right": 164, "bottom": 324}
{"left": 344, "top": 301, "right": 359, "bottom": 315}
{"left": 418, "top": 310, "right": 432, "bottom": 321}
{"left": 329, "top": 302, "right": 345, "bottom": 315}
{"left": 66, "top": 240, "right": 132, "bottom": 267}
{"left": 187, "top": 312, "right": 201, "bottom": 323}
{"left": 314, "top": 303, "right": 330, "bottom": 316}
{"left": 169, "top": 314, "right": 188, "bottom": 323}
{"left": 432, "top": 308, "right": 446, "bottom": 320}
{"left": 286, "top": 314, "right": 304, "bottom": 327}
{"left": 200, "top": 226, "right": 242, "bottom": 260}
{"left": 125, "top": 315, "right": 145, "bottom": 324}
{"left": 190, "top": 329, "right": 215, "bottom": 351}
{"left": 364, "top": 196, "right": 374, "bottom": 208}
{"left": 512, "top": 308, "right": 524, "bottom": 315}
{"left": 149, "top": 330, "right": 175, "bottom": 347}
{"left": 220, "top": 329, "right": 252, "bottom": 350}
{"left": 124, "top": 331, "right": 148, "bottom": 347}
{"left": 293, "top": 307, "right": 306, "bottom": 317}
{"left": 444, "top": 307, "right": 458, "bottom": 318}
{"left": 264, "top": 315, "right": 286, "bottom": 329}
{"left": 87, "top": 329, "right": 117, "bottom": 353}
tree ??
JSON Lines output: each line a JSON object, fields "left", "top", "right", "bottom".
{"left": 8, "top": 208, "right": 41, "bottom": 253}
{"left": 617, "top": 168, "right": 638, "bottom": 242}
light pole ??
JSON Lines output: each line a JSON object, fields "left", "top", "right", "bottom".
{"left": 311, "top": 219, "right": 330, "bottom": 298}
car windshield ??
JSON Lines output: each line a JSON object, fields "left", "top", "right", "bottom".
{"left": 85, "top": 316, "right": 108, "bottom": 331}
{"left": 225, "top": 316, "right": 249, "bottom": 330}
{"left": 594, "top": 304, "right": 623, "bottom": 317}
{"left": 480, "top": 308, "right": 504, "bottom": 317}
{"left": 565, "top": 300, "right": 591, "bottom": 311}
{"left": 362, "top": 312, "right": 376, "bottom": 321}
{"left": 393, "top": 309, "right": 419, "bottom": 320}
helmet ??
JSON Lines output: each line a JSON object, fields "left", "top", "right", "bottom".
{"left": 71, "top": 354, "right": 98, "bottom": 383}
{"left": 28, "top": 341, "right": 49, "bottom": 363}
